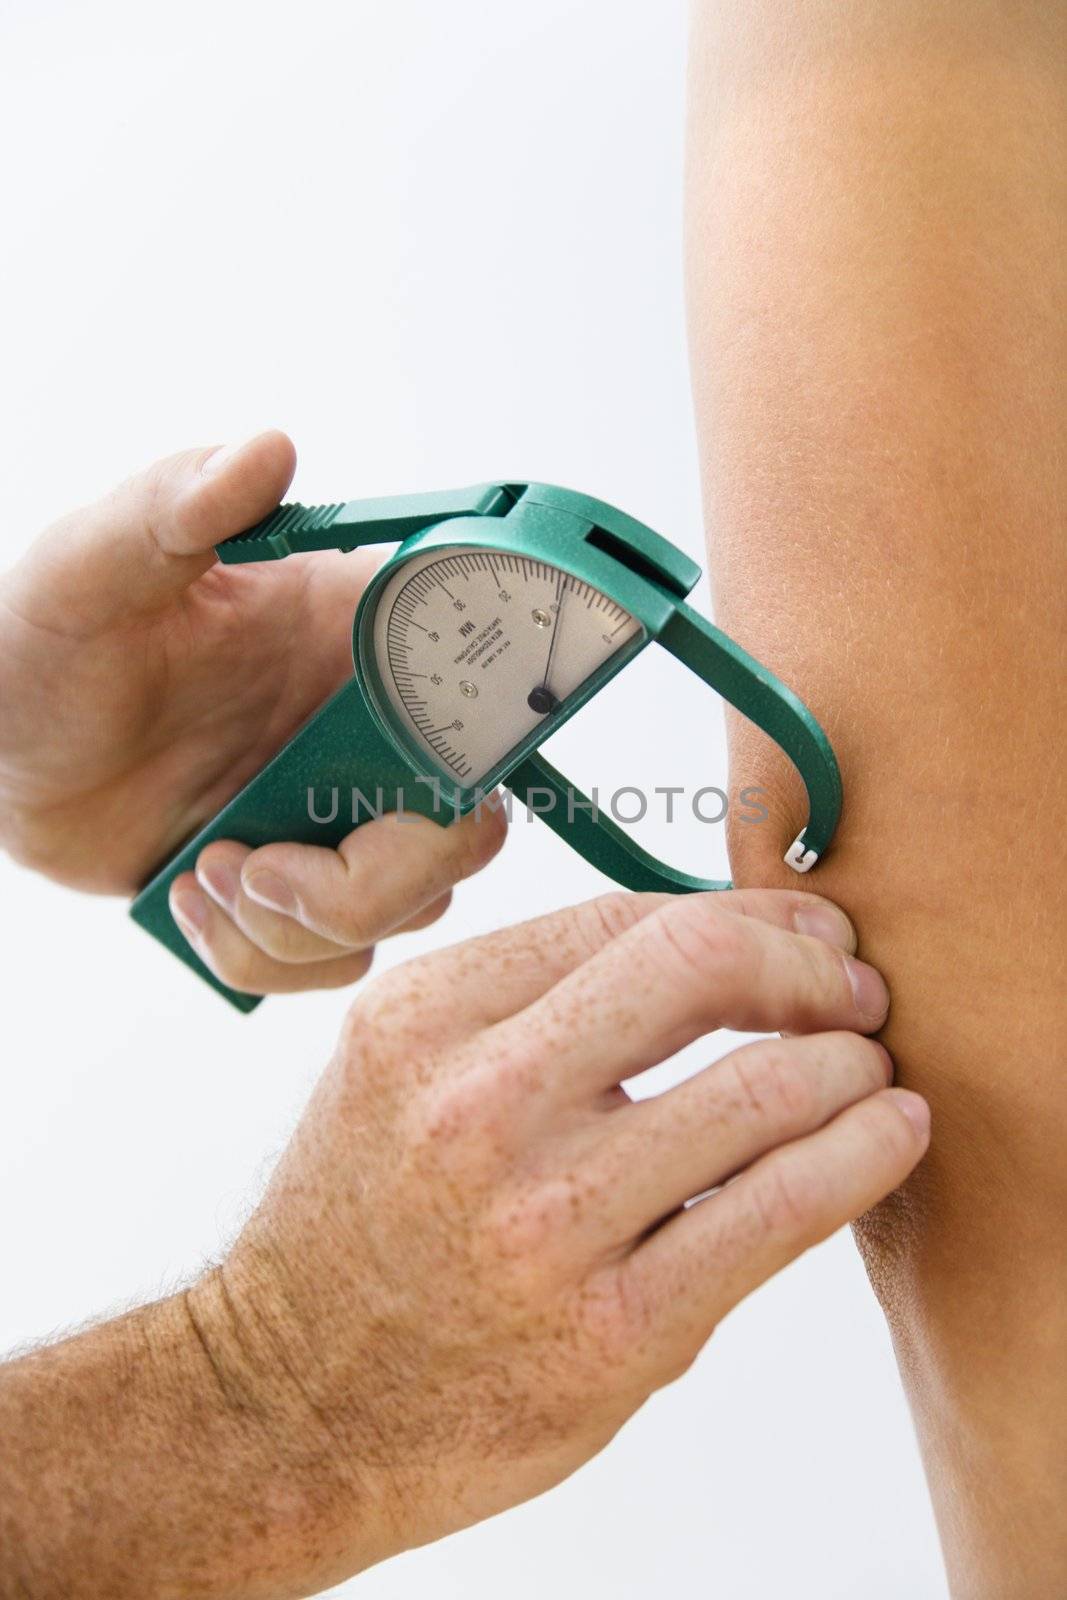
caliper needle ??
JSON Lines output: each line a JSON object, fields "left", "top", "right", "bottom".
{"left": 528, "top": 573, "right": 565, "bottom": 715}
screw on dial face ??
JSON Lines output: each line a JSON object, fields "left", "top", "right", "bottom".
{"left": 369, "top": 545, "right": 642, "bottom": 788}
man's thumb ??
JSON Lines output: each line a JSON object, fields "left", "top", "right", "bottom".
{"left": 6, "top": 431, "right": 296, "bottom": 633}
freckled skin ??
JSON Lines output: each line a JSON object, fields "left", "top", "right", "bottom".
{"left": 0, "top": 889, "right": 927, "bottom": 1597}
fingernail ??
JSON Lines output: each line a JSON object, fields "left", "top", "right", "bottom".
{"left": 171, "top": 885, "right": 207, "bottom": 937}
{"left": 197, "top": 859, "right": 240, "bottom": 909}
{"left": 793, "top": 903, "right": 857, "bottom": 952}
{"left": 885, "top": 1088, "right": 931, "bottom": 1141}
{"left": 242, "top": 868, "right": 297, "bottom": 916}
{"left": 870, "top": 1041, "right": 895, "bottom": 1083}
{"left": 844, "top": 955, "right": 890, "bottom": 1022}
{"left": 200, "top": 435, "right": 258, "bottom": 476}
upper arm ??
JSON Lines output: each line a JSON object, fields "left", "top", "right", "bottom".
{"left": 686, "top": 3, "right": 1066, "bottom": 1593}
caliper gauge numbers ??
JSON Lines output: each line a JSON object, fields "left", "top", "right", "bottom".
{"left": 368, "top": 545, "right": 644, "bottom": 790}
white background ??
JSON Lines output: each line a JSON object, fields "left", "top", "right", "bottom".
{"left": 0, "top": 2, "right": 947, "bottom": 1595}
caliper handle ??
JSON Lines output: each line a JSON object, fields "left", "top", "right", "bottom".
{"left": 129, "top": 679, "right": 446, "bottom": 1013}
{"left": 216, "top": 483, "right": 520, "bottom": 564}
{"left": 132, "top": 484, "right": 529, "bottom": 1011}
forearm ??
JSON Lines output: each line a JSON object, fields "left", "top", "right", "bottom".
{"left": 0, "top": 1281, "right": 383, "bottom": 1599}
{"left": 686, "top": 3, "right": 1066, "bottom": 1595}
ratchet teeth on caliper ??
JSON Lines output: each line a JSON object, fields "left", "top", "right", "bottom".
{"left": 218, "top": 503, "right": 348, "bottom": 562}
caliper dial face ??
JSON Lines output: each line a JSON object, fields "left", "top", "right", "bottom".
{"left": 370, "top": 544, "right": 643, "bottom": 788}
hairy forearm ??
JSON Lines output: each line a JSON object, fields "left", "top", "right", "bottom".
{"left": 686, "top": 3, "right": 1066, "bottom": 1596}
{"left": 0, "top": 1280, "right": 382, "bottom": 1599}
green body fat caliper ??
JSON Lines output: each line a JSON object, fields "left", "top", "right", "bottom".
{"left": 131, "top": 482, "right": 842, "bottom": 1012}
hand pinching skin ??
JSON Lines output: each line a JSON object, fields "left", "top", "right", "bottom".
{"left": 180, "top": 887, "right": 925, "bottom": 1592}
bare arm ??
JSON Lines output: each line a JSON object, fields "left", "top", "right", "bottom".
{"left": 1, "top": 890, "right": 923, "bottom": 1597}
{"left": 686, "top": 3, "right": 1066, "bottom": 1595}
